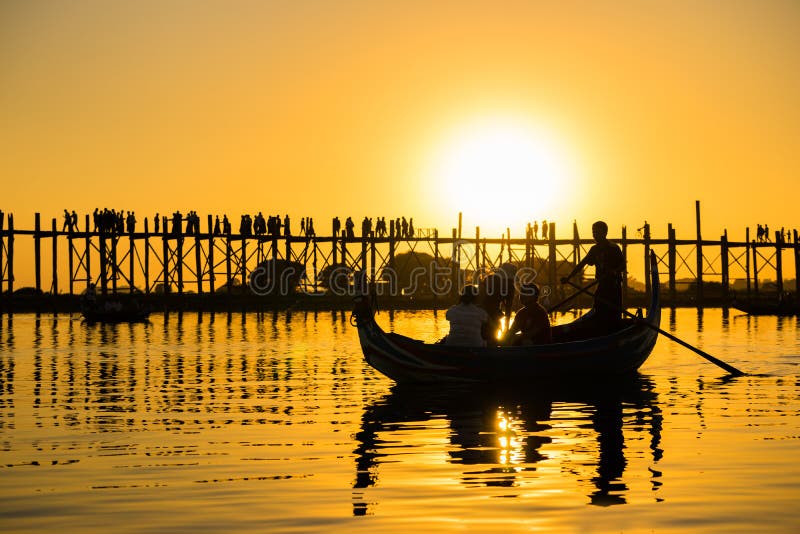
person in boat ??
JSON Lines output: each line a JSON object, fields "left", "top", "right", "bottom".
{"left": 478, "top": 263, "right": 517, "bottom": 344}
{"left": 445, "top": 285, "right": 489, "bottom": 347}
{"left": 561, "top": 220, "right": 625, "bottom": 335}
{"left": 501, "top": 283, "right": 552, "bottom": 345}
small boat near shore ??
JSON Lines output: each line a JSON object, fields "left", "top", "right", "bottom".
{"left": 353, "top": 256, "right": 661, "bottom": 383}
{"left": 81, "top": 303, "right": 151, "bottom": 324}
{"left": 731, "top": 299, "right": 800, "bottom": 316}
{"left": 80, "top": 289, "right": 151, "bottom": 324}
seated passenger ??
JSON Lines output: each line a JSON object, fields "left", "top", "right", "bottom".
{"left": 479, "top": 264, "right": 517, "bottom": 345}
{"left": 501, "top": 283, "right": 552, "bottom": 345}
{"left": 445, "top": 285, "right": 489, "bottom": 347}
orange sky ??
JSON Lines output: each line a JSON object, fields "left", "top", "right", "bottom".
{"left": 1, "top": 1, "right": 799, "bottom": 241}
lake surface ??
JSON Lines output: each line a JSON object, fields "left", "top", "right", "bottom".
{"left": 0, "top": 308, "right": 798, "bottom": 533}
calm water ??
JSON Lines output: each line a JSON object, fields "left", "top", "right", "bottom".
{"left": 0, "top": 308, "right": 798, "bottom": 533}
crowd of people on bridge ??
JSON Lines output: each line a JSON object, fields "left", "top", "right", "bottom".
{"left": 57, "top": 209, "right": 422, "bottom": 240}
{"left": 332, "top": 216, "right": 415, "bottom": 239}
{"left": 757, "top": 224, "right": 795, "bottom": 243}
{"left": 525, "top": 220, "right": 550, "bottom": 240}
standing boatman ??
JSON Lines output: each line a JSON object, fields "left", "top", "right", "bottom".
{"left": 561, "top": 220, "right": 625, "bottom": 335}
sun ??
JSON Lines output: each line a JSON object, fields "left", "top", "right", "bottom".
{"left": 428, "top": 118, "right": 575, "bottom": 233}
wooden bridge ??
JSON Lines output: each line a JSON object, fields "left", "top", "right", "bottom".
{"left": 1, "top": 202, "right": 798, "bottom": 307}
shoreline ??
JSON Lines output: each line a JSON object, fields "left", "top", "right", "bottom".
{"left": 0, "top": 292, "right": 744, "bottom": 315}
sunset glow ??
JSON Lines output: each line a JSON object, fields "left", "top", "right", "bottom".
{"left": 431, "top": 119, "right": 575, "bottom": 230}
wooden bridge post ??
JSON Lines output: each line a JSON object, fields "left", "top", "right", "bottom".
{"left": 695, "top": 200, "right": 704, "bottom": 305}
{"left": 775, "top": 230, "right": 783, "bottom": 295}
{"left": 340, "top": 234, "right": 347, "bottom": 272}
{"left": 752, "top": 237, "right": 759, "bottom": 296}
{"left": 333, "top": 221, "right": 340, "bottom": 266}
{"left": 525, "top": 223, "right": 531, "bottom": 268}
{"left": 207, "top": 215, "right": 215, "bottom": 294}
{"left": 240, "top": 236, "right": 247, "bottom": 288}
{"left": 129, "top": 225, "right": 135, "bottom": 292}
{"left": 84, "top": 215, "right": 91, "bottom": 290}
{"left": 388, "top": 224, "right": 395, "bottom": 270}
{"left": 67, "top": 220, "right": 74, "bottom": 295}
{"left": 369, "top": 232, "right": 376, "bottom": 283}
{"left": 225, "top": 236, "right": 232, "bottom": 294}
{"left": 721, "top": 230, "right": 730, "bottom": 301}
{"left": 644, "top": 222, "right": 651, "bottom": 296}
{"left": 451, "top": 228, "right": 458, "bottom": 297}
{"left": 34, "top": 213, "right": 42, "bottom": 293}
{"left": 195, "top": 228, "right": 203, "bottom": 295}
{"left": 0, "top": 215, "right": 4, "bottom": 305}
{"left": 6, "top": 215, "right": 13, "bottom": 295}
{"left": 572, "top": 220, "right": 580, "bottom": 268}
{"left": 312, "top": 238, "right": 318, "bottom": 292}
{"left": 361, "top": 234, "right": 367, "bottom": 273}
{"left": 111, "top": 234, "right": 118, "bottom": 294}
{"left": 433, "top": 229, "right": 440, "bottom": 301}
{"left": 0, "top": 213, "right": 4, "bottom": 303}
{"left": 0, "top": 212, "right": 4, "bottom": 300}
{"left": 162, "top": 228, "right": 169, "bottom": 294}
{"left": 144, "top": 218, "right": 150, "bottom": 294}
{"left": 475, "top": 227, "right": 481, "bottom": 283}
{"left": 51, "top": 218, "right": 58, "bottom": 295}
{"left": 621, "top": 225, "right": 628, "bottom": 302}
{"left": 506, "top": 228, "right": 512, "bottom": 263}
{"left": 668, "top": 223, "right": 676, "bottom": 301}
{"left": 271, "top": 234, "right": 279, "bottom": 261}
{"left": 794, "top": 230, "right": 800, "bottom": 295}
{"left": 548, "top": 222, "right": 556, "bottom": 286}
{"left": 745, "top": 227, "right": 751, "bottom": 300}
{"left": 99, "top": 230, "right": 108, "bottom": 296}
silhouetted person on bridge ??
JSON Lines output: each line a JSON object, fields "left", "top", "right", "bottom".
{"left": 154, "top": 214, "right": 160, "bottom": 234}
{"left": 171, "top": 212, "right": 182, "bottom": 236}
{"left": 126, "top": 211, "right": 136, "bottom": 234}
{"left": 284, "top": 215, "right": 291, "bottom": 236}
{"left": 542, "top": 220, "right": 548, "bottom": 240}
{"left": 62, "top": 209, "right": 73, "bottom": 232}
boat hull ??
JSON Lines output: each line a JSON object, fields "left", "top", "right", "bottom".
{"left": 731, "top": 301, "right": 800, "bottom": 316}
{"left": 354, "top": 254, "right": 662, "bottom": 383}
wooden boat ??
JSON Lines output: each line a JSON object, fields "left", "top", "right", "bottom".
{"left": 352, "top": 255, "right": 661, "bottom": 383}
{"left": 81, "top": 300, "right": 151, "bottom": 324}
{"left": 730, "top": 299, "right": 800, "bottom": 316}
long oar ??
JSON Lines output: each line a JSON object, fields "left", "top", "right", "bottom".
{"left": 546, "top": 279, "right": 600, "bottom": 313}
{"left": 564, "top": 280, "right": 745, "bottom": 376}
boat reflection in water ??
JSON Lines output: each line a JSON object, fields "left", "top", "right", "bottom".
{"left": 352, "top": 375, "right": 663, "bottom": 515}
